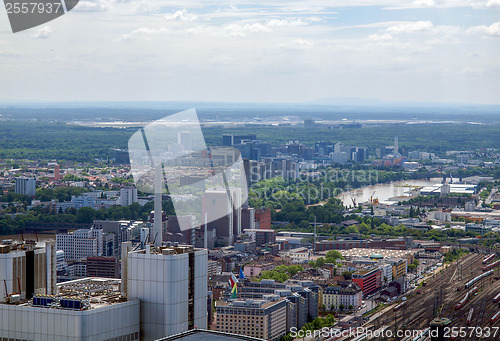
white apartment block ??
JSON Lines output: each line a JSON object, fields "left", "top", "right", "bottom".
{"left": 56, "top": 229, "right": 102, "bottom": 261}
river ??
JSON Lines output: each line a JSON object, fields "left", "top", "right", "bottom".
{"left": 337, "top": 178, "right": 442, "bottom": 206}
{"left": 1, "top": 233, "right": 56, "bottom": 247}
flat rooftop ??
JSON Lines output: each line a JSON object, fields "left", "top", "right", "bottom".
{"left": 156, "top": 329, "right": 265, "bottom": 341}
{"left": 338, "top": 248, "right": 418, "bottom": 259}
{"left": 1, "top": 277, "right": 126, "bottom": 310}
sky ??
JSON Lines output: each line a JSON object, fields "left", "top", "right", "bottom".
{"left": 0, "top": 0, "right": 499, "bottom": 104}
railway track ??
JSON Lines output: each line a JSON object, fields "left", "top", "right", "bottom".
{"left": 365, "top": 253, "right": 500, "bottom": 340}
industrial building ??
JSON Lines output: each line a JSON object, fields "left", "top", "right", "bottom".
{"left": 122, "top": 243, "right": 208, "bottom": 341}
{"left": 0, "top": 277, "right": 140, "bottom": 341}
{"left": 0, "top": 240, "right": 56, "bottom": 303}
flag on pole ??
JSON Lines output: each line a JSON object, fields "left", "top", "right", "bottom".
{"left": 239, "top": 268, "right": 245, "bottom": 280}
{"left": 229, "top": 273, "right": 238, "bottom": 299}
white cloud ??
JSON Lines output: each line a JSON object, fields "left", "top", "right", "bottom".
{"left": 387, "top": 21, "right": 434, "bottom": 34}
{"left": 278, "top": 39, "right": 313, "bottom": 50}
{"left": 31, "top": 26, "right": 53, "bottom": 39}
{"left": 114, "top": 27, "right": 168, "bottom": 42}
{"left": 468, "top": 22, "right": 500, "bottom": 37}
{"left": 486, "top": 0, "right": 500, "bottom": 8}
{"left": 74, "top": 0, "right": 108, "bottom": 12}
{"left": 389, "top": 0, "right": 500, "bottom": 9}
{"left": 165, "top": 9, "right": 198, "bottom": 21}
{"left": 459, "top": 67, "right": 484, "bottom": 75}
{"left": 368, "top": 33, "right": 393, "bottom": 41}
{"left": 132, "top": 27, "right": 168, "bottom": 34}
{"left": 223, "top": 23, "right": 271, "bottom": 36}
{"left": 267, "top": 19, "right": 307, "bottom": 27}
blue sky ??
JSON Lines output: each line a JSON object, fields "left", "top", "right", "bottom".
{"left": 0, "top": 0, "right": 499, "bottom": 104}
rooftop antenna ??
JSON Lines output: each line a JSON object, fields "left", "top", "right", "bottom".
{"left": 152, "top": 232, "right": 158, "bottom": 246}
{"left": 313, "top": 215, "right": 317, "bottom": 253}
{"left": 204, "top": 212, "right": 208, "bottom": 249}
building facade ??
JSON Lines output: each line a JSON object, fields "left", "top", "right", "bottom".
{"left": 15, "top": 177, "right": 36, "bottom": 197}
{"left": 352, "top": 267, "right": 382, "bottom": 295}
{"left": 124, "top": 244, "right": 208, "bottom": 341}
{"left": 215, "top": 298, "right": 287, "bottom": 341}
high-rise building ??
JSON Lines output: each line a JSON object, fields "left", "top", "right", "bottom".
{"left": 123, "top": 244, "right": 208, "bottom": 340}
{"left": 178, "top": 131, "right": 192, "bottom": 151}
{"left": 255, "top": 208, "right": 271, "bottom": 230}
{"left": 0, "top": 241, "right": 56, "bottom": 302}
{"left": 165, "top": 215, "right": 195, "bottom": 245}
{"left": 394, "top": 136, "right": 399, "bottom": 155}
{"left": 56, "top": 229, "right": 102, "bottom": 261}
{"left": 119, "top": 187, "right": 138, "bottom": 206}
{"left": 54, "top": 164, "right": 62, "bottom": 181}
{"left": 202, "top": 189, "right": 242, "bottom": 246}
{"left": 215, "top": 298, "right": 287, "bottom": 341}
{"left": 87, "top": 256, "right": 120, "bottom": 278}
{"left": 15, "top": 177, "right": 36, "bottom": 197}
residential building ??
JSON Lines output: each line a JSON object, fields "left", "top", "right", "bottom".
{"left": 389, "top": 258, "right": 408, "bottom": 280}
{"left": 15, "top": 177, "right": 36, "bottom": 197}
{"left": 244, "top": 229, "right": 276, "bottom": 246}
{"left": 322, "top": 282, "right": 362, "bottom": 311}
{"left": 119, "top": 187, "right": 138, "bottom": 206}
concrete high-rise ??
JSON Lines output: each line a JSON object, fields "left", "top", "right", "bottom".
{"left": 119, "top": 186, "right": 138, "bottom": 206}
{"left": 0, "top": 240, "right": 56, "bottom": 302}
{"left": 123, "top": 243, "right": 208, "bottom": 341}
{"left": 15, "top": 177, "right": 36, "bottom": 197}
{"left": 202, "top": 189, "right": 242, "bottom": 246}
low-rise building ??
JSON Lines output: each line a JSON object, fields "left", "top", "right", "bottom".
{"left": 322, "top": 281, "right": 362, "bottom": 311}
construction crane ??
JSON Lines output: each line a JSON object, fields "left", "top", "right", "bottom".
{"left": 370, "top": 191, "right": 376, "bottom": 204}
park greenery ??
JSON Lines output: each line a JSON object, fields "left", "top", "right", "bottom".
{"left": 443, "top": 248, "right": 469, "bottom": 264}
{"left": 279, "top": 314, "right": 336, "bottom": 341}
{"left": 309, "top": 250, "right": 344, "bottom": 268}
{"left": 257, "top": 265, "right": 304, "bottom": 282}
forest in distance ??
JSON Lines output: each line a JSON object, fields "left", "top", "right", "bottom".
{"left": 0, "top": 119, "right": 499, "bottom": 162}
